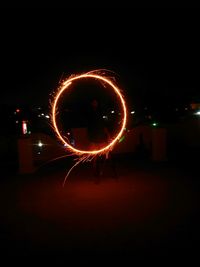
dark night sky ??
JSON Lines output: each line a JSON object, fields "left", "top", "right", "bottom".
{"left": 1, "top": 8, "right": 200, "bottom": 108}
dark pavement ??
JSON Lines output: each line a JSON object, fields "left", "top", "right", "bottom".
{"left": 1, "top": 156, "right": 200, "bottom": 264}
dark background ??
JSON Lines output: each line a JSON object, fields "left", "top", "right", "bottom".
{"left": 0, "top": 8, "right": 200, "bottom": 265}
{"left": 1, "top": 8, "right": 199, "bottom": 109}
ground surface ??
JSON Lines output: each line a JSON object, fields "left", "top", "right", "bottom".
{"left": 1, "top": 156, "right": 200, "bottom": 264}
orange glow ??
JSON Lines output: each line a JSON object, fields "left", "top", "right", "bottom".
{"left": 51, "top": 70, "right": 127, "bottom": 157}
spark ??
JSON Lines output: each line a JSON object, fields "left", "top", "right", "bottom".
{"left": 50, "top": 70, "right": 127, "bottom": 184}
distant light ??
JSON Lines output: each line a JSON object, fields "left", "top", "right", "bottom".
{"left": 118, "top": 112, "right": 121, "bottom": 115}
{"left": 119, "top": 136, "right": 125, "bottom": 143}
{"left": 103, "top": 115, "right": 108, "bottom": 119}
{"left": 38, "top": 141, "right": 43, "bottom": 147}
{"left": 131, "top": 111, "right": 135, "bottom": 114}
{"left": 67, "top": 132, "right": 70, "bottom": 135}
{"left": 37, "top": 152, "right": 41, "bottom": 155}
{"left": 185, "top": 107, "right": 188, "bottom": 111}
{"left": 41, "top": 113, "right": 44, "bottom": 116}
{"left": 15, "top": 120, "right": 19, "bottom": 124}
{"left": 195, "top": 111, "right": 200, "bottom": 115}
{"left": 38, "top": 115, "right": 41, "bottom": 117}
{"left": 22, "top": 121, "right": 27, "bottom": 135}
{"left": 45, "top": 115, "right": 50, "bottom": 118}
{"left": 16, "top": 109, "right": 20, "bottom": 113}
{"left": 152, "top": 122, "right": 158, "bottom": 127}
{"left": 14, "top": 112, "right": 17, "bottom": 115}
{"left": 111, "top": 110, "right": 115, "bottom": 114}
{"left": 28, "top": 131, "right": 31, "bottom": 134}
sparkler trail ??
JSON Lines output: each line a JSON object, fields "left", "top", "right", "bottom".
{"left": 50, "top": 70, "right": 127, "bottom": 185}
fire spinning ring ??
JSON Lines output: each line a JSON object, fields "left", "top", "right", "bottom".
{"left": 51, "top": 70, "right": 127, "bottom": 156}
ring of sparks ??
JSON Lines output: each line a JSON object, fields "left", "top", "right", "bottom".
{"left": 51, "top": 71, "right": 127, "bottom": 156}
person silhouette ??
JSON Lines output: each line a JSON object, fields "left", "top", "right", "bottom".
{"left": 87, "top": 99, "right": 110, "bottom": 182}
